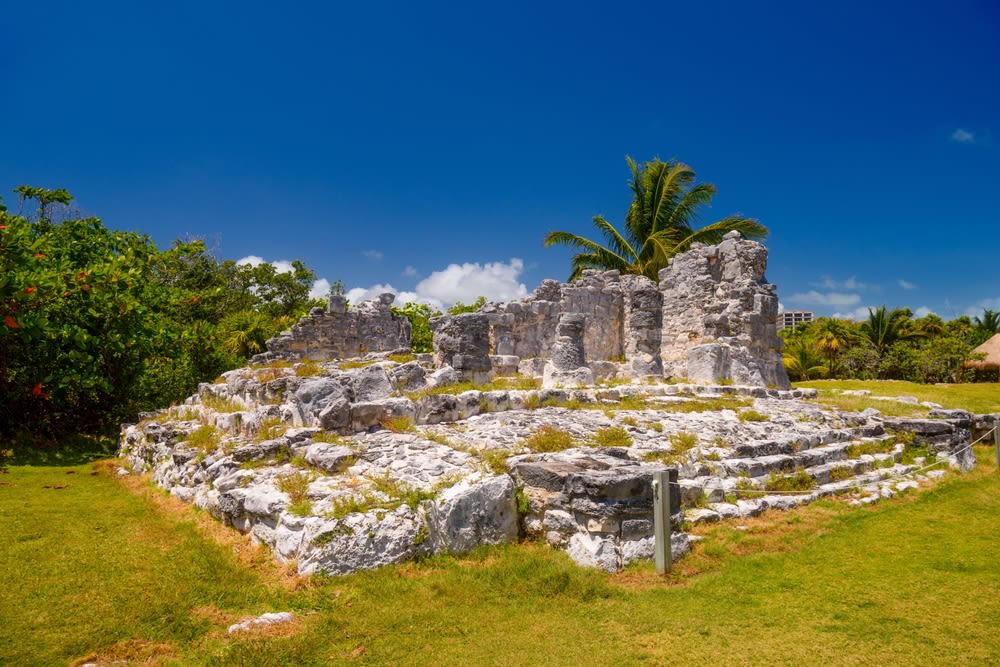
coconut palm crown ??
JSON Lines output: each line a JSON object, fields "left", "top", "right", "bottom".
{"left": 544, "top": 156, "right": 768, "bottom": 281}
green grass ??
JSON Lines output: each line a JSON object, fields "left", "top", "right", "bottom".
{"left": 522, "top": 424, "right": 576, "bottom": 452}
{"left": 796, "top": 379, "right": 1000, "bottom": 414}
{"left": 589, "top": 426, "right": 633, "bottom": 448}
{"left": 4, "top": 439, "right": 1000, "bottom": 665}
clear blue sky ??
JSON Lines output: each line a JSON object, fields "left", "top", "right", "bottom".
{"left": 4, "top": 1, "right": 998, "bottom": 319}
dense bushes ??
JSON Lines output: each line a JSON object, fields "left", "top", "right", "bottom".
{"left": 0, "top": 188, "right": 323, "bottom": 442}
{"left": 781, "top": 307, "right": 997, "bottom": 383}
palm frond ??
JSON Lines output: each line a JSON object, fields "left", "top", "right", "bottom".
{"left": 666, "top": 182, "right": 716, "bottom": 233}
{"left": 671, "top": 215, "right": 767, "bottom": 253}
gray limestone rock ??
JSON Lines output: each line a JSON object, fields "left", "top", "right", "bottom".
{"left": 425, "top": 475, "right": 518, "bottom": 552}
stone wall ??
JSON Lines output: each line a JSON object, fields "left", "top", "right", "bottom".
{"left": 257, "top": 233, "right": 788, "bottom": 389}
{"left": 659, "top": 231, "right": 788, "bottom": 388}
{"left": 253, "top": 293, "right": 411, "bottom": 363}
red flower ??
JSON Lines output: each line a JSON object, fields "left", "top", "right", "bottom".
{"left": 191, "top": 296, "right": 199, "bottom": 303}
{"left": 0, "top": 225, "right": 6, "bottom": 229}
{"left": 32, "top": 383, "right": 43, "bottom": 396}
{"left": 24, "top": 287, "right": 35, "bottom": 294}
{"left": 35, "top": 253, "right": 44, "bottom": 258}
{"left": 3, "top": 314, "right": 17, "bottom": 329}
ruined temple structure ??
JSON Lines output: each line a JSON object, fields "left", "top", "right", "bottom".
{"left": 255, "top": 232, "right": 790, "bottom": 389}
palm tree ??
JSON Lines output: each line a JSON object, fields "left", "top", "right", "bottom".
{"left": 812, "top": 317, "right": 859, "bottom": 378}
{"left": 860, "top": 306, "right": 920, "bottom": 357}
{"left": 782, "top": 338, "right": 827, "bottom": 381}
{"left": 544, "top": 157, "right": 767, "bottom": 281}
{"left": 974, "top": 309, "right": 1000, "bottom": 334}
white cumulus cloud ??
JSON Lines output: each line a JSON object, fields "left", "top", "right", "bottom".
{"left": 831, "top": 305, "right": 875, "bottom": 321}
{"left": 813, "top": 276, "right": 870, "bottom": 291}
{"left": 952, "top": 128, "right": 975, "bottom": 143}
{"left": 402, "top": 265, "right": 419, "bottom": 277}
{"left": 236, "top": 255, "right": 295, "bottom": 274}
{"left": 345, "top": 258, "right": 529, "bottom": 312}
{"left": 309, "top": 278, "right": 331, "bottom": 300}
{"left": 898, "top": 279, "right": 917, "bottom": 290}
{"left": 914, "top": 306, "right": 935, "bottom": 318}
{"left": 414, "top": 259, "right": 528, "bottom": 306}
{"left": 787, "top": 291, "right": 861, "bottom": 307}
{"left": 362, "top": 249, "right": 384, "bottom": 261}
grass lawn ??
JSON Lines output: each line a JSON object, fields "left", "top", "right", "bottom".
{"left": 795, "top": 380, "right": 1000, "bottom": 416}
{"left": 2, "top": 384, "right": 1000, "bottom": 664}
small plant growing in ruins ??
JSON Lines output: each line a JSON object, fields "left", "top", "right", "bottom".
{"left": 717, "top": 377, "right": 734, "bottom": 386}
{"left": 294, "top": 360, "right": 324, "bottom": 377}
{"left": 846, "top": 439, "right": 894, "bottom": 458}
{"left": 340, "top": 359, "right": 376, "bottom": 370}
{"left": 201, "top": 394, "right": 244, "bottom": 413}
{"left": 763, "top": 467, "right": 815, "bottom": 493}
{"left": 703, "top": 450, "right": 722, "bottom": 462}
{"left": 732, "top": 475, "right": 758, "bottom": 497}
{"left": 663, "top": 396, "right": 752, "bottom": 414}
{"left": 478, "top": 399, "right": 491, "bottom": 414}
{"left": 254, "top": 367, "right": 288, "bottom": 383}
{"left": 369, "top": 472, "right": 436, "bottom": 509}
{"left": 669, "top": 431, "right": 699, "bottom": 453}
{"left": 643, "top": 450, "right": 681, "bottom": 465}
{"left": 255, "top": 416, "right": 287, "bottom": 442}
{"left": 381, "top": 415, "right": 415, "bottom": 433}
{"left": 514, "top": 486, "right": 531, "bottom": 514}
{"left": 619, "top": 416, "right": 639, "bottom": 427}
{"left": 481, "top": 449, "right": 512, "bottom": 474}
{"left": 326, "top": 492, "right": 380, "bottom": 519}
{"left": 311, "top": 431, "right": 346, "bottom": 444}
{"left": 186, "top": 425, "right": 220, "bottom": 451}
{"left": 523, "top": 425, "right": 576, "bottom": 452}
{"left": 646, "top": 421, "right": 664, "bottom": 432}
{"left": 590, "top": 426, "right": 633, "bottom": 448}
{"left": 495, "top": 375, "right": 542, "bottom": 391}
{"left": 276, "top": 470, "right": 316, "bottom": 516}
{"left": 712, "top": 436, "right": 729, "bottom": 448}
{"left": 689, "top": 489, "right": 709, "bottom": 508}
{"left": 522, "top": 394, "right": 541, "bottom": 410}
{"left": 739, "top": 409, "right": 771, "bottom": 423}
{"left": 212, "top": 375, "right": 227, "bottom": 384}
{"left": 827, "top": 466, "right": 856, "bottom": 483}
{"left": 388, "top": 353, "right": 417, "bottom": 364}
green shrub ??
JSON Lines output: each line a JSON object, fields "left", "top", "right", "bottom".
{"left": 523, "top": 425, "right": 576, "bottom": 452}
{"left": 590, "top": 426, "right": 633, "bottom": 448}
{"left": 381, "top": 415, "right": 415, "bottom": 433}
{"left": 186, "top": 425, "right": 220, "bottom": 451}
{"left": 739, "top": 409, "right": 770, "bottom": 422}
{"left": 669, "top": 431, "right": 699, "bottom": 452}
{"left": 764, "top": 467, "right": 815, "bottom": 493}
{"left": 276, "top": 470, "right": 315, "bottom": 516}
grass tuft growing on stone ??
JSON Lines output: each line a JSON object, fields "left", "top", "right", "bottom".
{"left": 523, "top": 424, "right": 576, "bottom": 452}
{"left": 590, "top": 426, "right": 633, "bottom": 448}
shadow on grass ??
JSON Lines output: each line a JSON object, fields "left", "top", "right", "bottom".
{"left": 4, "top": 432, "right": 118, "bottom": 467}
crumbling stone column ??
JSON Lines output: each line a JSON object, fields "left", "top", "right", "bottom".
{"left": 431, "top": 313, "right": 493, "bottom": 383}
{"left": 621, "top": 275, "right": 663, "bottom": 378}
{"left": 543, "top": 313, "right": 594, "bottom": 388}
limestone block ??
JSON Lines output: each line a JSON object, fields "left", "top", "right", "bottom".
{"left": 297, "top": 506, "right": 428, "bottom": 575}
{"left": 566, "top": 532, "right": 620, "bottom": 572}
{"left": 304, "top": 443, "right": 355, "bottom": 472}
{"left": 425, "top": 475, "right": 518, "bottom": 552}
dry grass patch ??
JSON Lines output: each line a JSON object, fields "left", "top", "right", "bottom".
{"left": 71, "top": 638, "right": 179, "bottom": 666}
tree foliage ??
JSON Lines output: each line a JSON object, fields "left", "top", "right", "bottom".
{"left": 1, "top": 187, "right": 325, "bottom": 442}
{"left": 544, "top": 157, "right": 767, "bottom": 281}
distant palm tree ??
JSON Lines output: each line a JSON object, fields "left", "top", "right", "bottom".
{"left": 783, "top": 338, "right": 827, "bottom": 381}
{"left": 861, "top": 306, "right": 920, "bottom": 357}
{"left": 543, "top": 157, "right": 767, "bottom": 281}
{"left": 812, "top": 317, "right": 859, "bottom": 378}
{"left": 974, "top": 309, "right": 1000, "bottom": 334}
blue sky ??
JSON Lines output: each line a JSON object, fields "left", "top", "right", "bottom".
{"left": 3, "top": 1, "right": 998, "bottom": 319}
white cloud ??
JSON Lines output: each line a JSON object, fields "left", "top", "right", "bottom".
{"left": 898, "top": 279, "right": 917, "bottom": 290}
{"left": 787, "top": 290, "right": 861, "bottom": 307}
{"left": 237, "top": 255, "right": 265, "bottom": 267}
{"left": 362, "top": 249, "right": 384, "bottom": 261}
{"left": 236, "top": 255, "right": 295, "bottom": 274}
{"left": 414, "top": 259, "right": 527, "bottom": 306}
{"left": 813, "top": 276, "right": 870, "bottom": 291}
{"left": 777, "top": 301, "right": 785, "bottom": 314}
{"left": 345, "top": 258, "right": 529, "bottom": 312}
{"left": 914, "top": 306, "right": 935, "bottom": 318}
{"left": 402, "top": 265, "right": 419, "bottom": 277}
{"left": 952, "top": 128, "right": 975, "bottom": 143}
{"left": 831, "top": 305, "right": 875, "bottom": 321}
{"left": 309, "top": 278, "right": 331, "bottom": 300}
{"left": 964, "top": 297, "right": 1000, "bottom": 318}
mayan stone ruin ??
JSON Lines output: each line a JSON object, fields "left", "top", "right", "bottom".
{"left": 117, "top": 233, "right": 985, "bottom": 576}
{"left": 253, "top": 232, "right": 790, "bottom": 389}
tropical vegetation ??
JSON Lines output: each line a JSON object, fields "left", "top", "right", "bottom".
{"left": 544, "top": 156, "right": 767, "bottom": 280}
{"left": 0, "top": 187, "right": 325, "bottom": 445}
{"left": 781, "top": 306, "right": 995, "bottom": 383}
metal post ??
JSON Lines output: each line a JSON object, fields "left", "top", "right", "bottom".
{"left": 653, "top": 469, "right": 672, "bottom": 575}
{"left": 994, "top": 419, "right": 999, "bottom": 472}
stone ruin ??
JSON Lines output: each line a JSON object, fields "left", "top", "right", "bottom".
{"left": 253, "top": 232, "right": 790, "bottom": 390}
{"left": 116, "top": 233, "right": 989, "bottom": 577}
